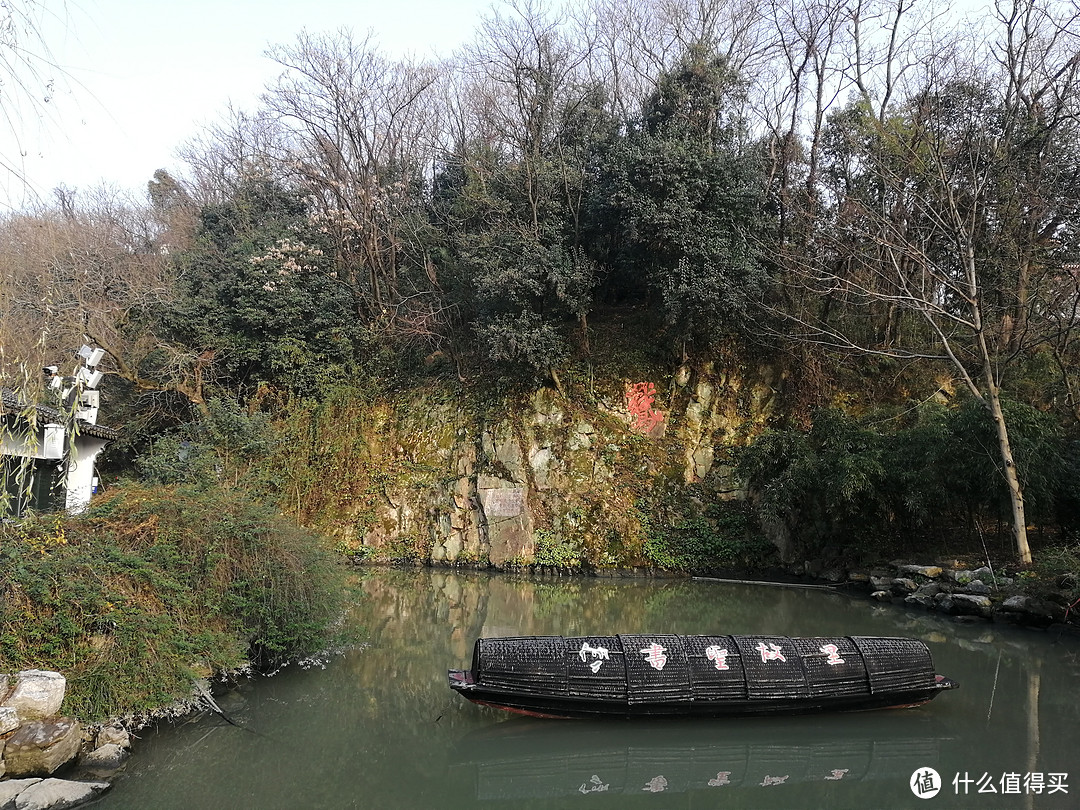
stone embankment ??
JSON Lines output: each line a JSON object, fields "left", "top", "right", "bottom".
{"left": 806, "top": 561, "right": 1073, "bottom": 627}
{"left": 0, "top": 670, "right": 130, "bottom": 810}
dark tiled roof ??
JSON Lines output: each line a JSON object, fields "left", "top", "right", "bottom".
{"left": 1, "top": 387, "right": 121, "bottom": 441}
{"left": 75, "top": 421, "right": 122, "bottom": 441}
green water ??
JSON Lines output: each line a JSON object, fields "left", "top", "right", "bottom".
{"left": 91, "top": 569, "right": 1078, "bottom": 809}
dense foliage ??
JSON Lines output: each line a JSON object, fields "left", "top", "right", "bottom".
{"left": 0, "top": 485, "right": 345, "bottom": 721}
{"left": 2, "top": 0, "right": 1079, "bottom": 567}
{"left": 737, "top": 402, "right": 1077, "bottom": 559}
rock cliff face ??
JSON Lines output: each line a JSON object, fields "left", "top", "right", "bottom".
{"left": 305, "top": 362, "right": 784, "bottom": 568}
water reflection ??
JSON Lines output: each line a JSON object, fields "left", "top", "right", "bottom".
{"left": 96, "top": 568, "right": 1080, "bottom": 810}
{"left": 457, "top": 715, "right": 945, "bottom": 801}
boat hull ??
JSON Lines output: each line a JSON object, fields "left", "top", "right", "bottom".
{"left": 448, "top": 633, "right": 957, "bottom": 720}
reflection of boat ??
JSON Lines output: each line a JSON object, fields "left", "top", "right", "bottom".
{"left": 448, "top": 634, "right": 957, "bottom": 719}
{"left": 455, "top": 716, "right": 946, "bottom": 800}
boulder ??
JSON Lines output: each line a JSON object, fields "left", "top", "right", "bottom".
{"left": 904, "top": 593, "right": 935, "bottom": 609}
{"left": 951, "top": 594, "right": 993, "bottom": 619}
{"left": 997, "top": 595, "right": 1064, "bottom": 625}
{"left": 0, "top": 706, "right": 20, "bottom": 735}
{"left": 0, "top": 780, "right": 42, "bottom": 809}
{"left": 897, "top": 565, "right": 943, "bottom": 579}
{"left": 961, "top": 579, "right": 991, "bottom": 596}
{"left": 890, "top": 578, "right": 918, "bottom": 595}
{"left": 870, "top": 576, "right": 893, "bottom": 590}
{"left": 946, "top": 569, "right": 975, "bottom": 584}
{"left": 4, "top": 718, "right": 81, "bottom": 778}
{"left": 93, "top": 725, "right": 130, "bottom": 750}
{"left": 77, "top": 744, "right": 128, "bottom": 776}
{"left": 12, "top": 779, "right": 110, "bottom": 810}
{"left": 2, "top": 672, "right": 65, "bottom": 722}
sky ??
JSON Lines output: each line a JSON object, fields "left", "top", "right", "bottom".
{"left": 0, "top": 0, "right": 497, "bottom": 210}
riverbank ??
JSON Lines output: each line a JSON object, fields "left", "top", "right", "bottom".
{"left": 0, "top": 484, "right": 344, "bottom": 723}
{"left": 0, "top": 670, "right": 131, "bottom": 807}
{"left": 0, "top": 482, "right": 348, "bottom": 809}
{"left": 778, "top": 554, "right": 1080, "bottom": 630}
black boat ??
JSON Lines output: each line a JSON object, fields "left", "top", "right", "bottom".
{"left": 447, "top": 633, "right": 957, "bottom": 719}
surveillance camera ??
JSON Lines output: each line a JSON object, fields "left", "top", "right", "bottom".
{"left": 43, "top": 366, "right": 59, "bottom": 375}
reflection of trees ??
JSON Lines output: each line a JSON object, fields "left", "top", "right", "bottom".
{"left": 344, "top": 569, "right": 1079, "bottom": 807}
{"left": 104, "top": 568, "right": 1080, "bottom": 810}
{"left": 1026, "top": 661, "right": 1040, "bottom": 810}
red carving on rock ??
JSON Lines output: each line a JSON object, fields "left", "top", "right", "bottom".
{"left": 625, "top": 382, "right": 664, "bottom": 435}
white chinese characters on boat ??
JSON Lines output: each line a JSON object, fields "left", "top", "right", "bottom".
{"left": 578, "top": 641, "right": 610, "bottom": 673}
{"left": 756, "top": 642, "right": 787, "bottom": 663}
{"left": 761, "top": 775, "right": 789, "bottom": 787}
{"left": 704, "top": 645, "right": 730, "bottom": 670}
{"left": 640, "top": 642, "right": 668, "bottom": 670}
{"left": 820, "top": 643, "right": 845, "bottom": 665}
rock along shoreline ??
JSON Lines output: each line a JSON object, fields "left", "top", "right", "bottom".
{"left": 821, "top": 559, "right": 1074, "bottom": 629}
{"left": 0, "top": 669, "right": 209, "bottom": 810}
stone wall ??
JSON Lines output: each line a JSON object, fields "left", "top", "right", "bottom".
{"left": 321, "top": 360, "right": 784, "bottom": 567}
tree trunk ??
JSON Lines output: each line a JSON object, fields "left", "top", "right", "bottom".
{"left": 985, "top": 380, "right": 1032, "bottom": 564}
{"left": 966, "top": 242, "right": 1032, "bottom": 566}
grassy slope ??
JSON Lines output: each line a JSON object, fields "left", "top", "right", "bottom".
{"left": 0, "top": 483, "right": 344, "bottom": 721}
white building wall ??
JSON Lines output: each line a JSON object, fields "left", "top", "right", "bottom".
{"left": 64, "top": 436, "right": 108, "bottom": 513}
{"left": 0, "top": 424, "right": 66, "bottom": 460}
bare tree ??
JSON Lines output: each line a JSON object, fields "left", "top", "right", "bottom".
{"left": 262, "top": 29, "right": 444, "bottom": 341}
{"left": 575, "top": 0, "right": 780, "bottom": 126}
{"left": 176, "top": 105, "right": 293, "bottom": 207}
{"left": 759, "top": 0, "right": 847, "bottom": 237}
{"left": 769, "top": 0, "right": 1080, "bottom": 564}
{"left": 0, "top": 0, "right": 73, "bottom": 201}
{"left": 0, "top": 186, "right": 210, "bottom": 408}
{"left": 466, "top": 0, "right": 590, "bottom": 234}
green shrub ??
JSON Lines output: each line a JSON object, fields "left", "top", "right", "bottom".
{"left": 533, "top": 528, "right": 583, "bottom": 568}
{"left": 637, "top": 499, "right": 767, "bottom": 571}
{"left": 736, "top": 400, "right": 1073, "bottom": 559}
{"left": 1026, "top": 543, "right": 1080, "bottom": 601}
{"left": 135, "top": 397, "right": 273, "bottom": 487}
{"left": 0, "top": 483, "right": 344, "bottom": 720}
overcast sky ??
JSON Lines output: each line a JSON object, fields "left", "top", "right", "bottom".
{"left": 0, "top": 0, "right": 496, "bottom": 210}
